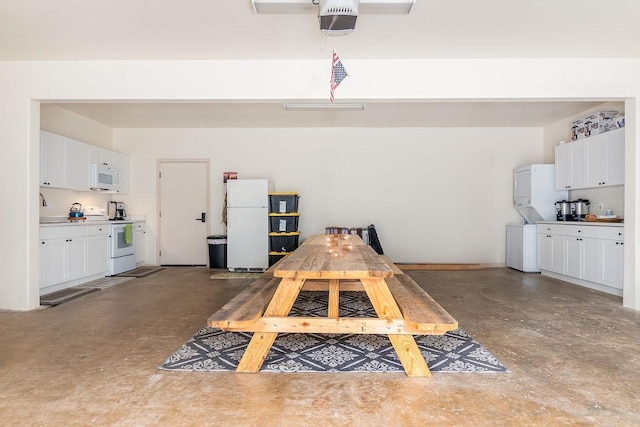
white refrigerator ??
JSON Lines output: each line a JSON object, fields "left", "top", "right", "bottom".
{"left": 226, "top": 179, "right": 271, "bottom": 272}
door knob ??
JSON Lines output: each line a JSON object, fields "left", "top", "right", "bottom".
{"left": 196, "top": 212, "right": 206, "bottom": 222}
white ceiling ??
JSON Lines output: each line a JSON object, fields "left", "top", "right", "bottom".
{"left": 2, "top": 0, "right": 639, "bottom": 60}
{"left": 5, "top": 1, "right": 633, "bottom": 128}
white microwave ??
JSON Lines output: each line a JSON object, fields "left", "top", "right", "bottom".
{"left": 90, "top": 163, "right": 119, "bottom": 192}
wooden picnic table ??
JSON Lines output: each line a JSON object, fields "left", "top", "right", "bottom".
{"left": 208, "top": 234, "right": 458, "bottom": 377}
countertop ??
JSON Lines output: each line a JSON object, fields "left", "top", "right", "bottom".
{"left": 536, "top": 220, "right": 624, "bottom": 227}
{"left": 40, "top": 218, "right": 144, "bottom": 227}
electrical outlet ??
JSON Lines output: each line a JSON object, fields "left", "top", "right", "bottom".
{"left": 595, "top": 203, "right": 603, "bottom": 211}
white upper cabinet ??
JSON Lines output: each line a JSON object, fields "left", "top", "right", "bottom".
{"left": 41, "top": 131, "right": 128, "bottom": 193}
{"left": 65, "top": 138, "right": 91, "bottom": 191}
{"left": 112, "top": 151, "right": 129, "bottom": 194}
{"left": 40, "top": 131, "right": 67, "bottom": 188}
{"left": 89, "top": 145, "right": 128, "bottom": 194}
{"left": 41, "top": 130, "right": 92, "bottom": 190}
{"left": 554, "top": 144, "right": 571, "bottom": 191}
{"left": 555, "top": 128, "right": 624, "bottom": 190}
{"left": 606, "top": 129, "right": 625, "bottom": 185}
{"left": 555, "top": 140, "right": 587, "bottom": 190}
{"left": 586, "top": 128, "right": 624, "bottom": 188}
{"left": 89, "top": 145, "right": 113, "bottom": 167}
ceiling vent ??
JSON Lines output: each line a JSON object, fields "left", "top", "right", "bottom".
{"left": 252, "top": 1, "right": 415, "bottom": 16}
{"left": 318, "top": 0, "right": 359, "bottom": 37}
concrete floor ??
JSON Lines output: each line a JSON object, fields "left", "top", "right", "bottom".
{"left": 1, "top": 267, "right": 639, "bottom": 426}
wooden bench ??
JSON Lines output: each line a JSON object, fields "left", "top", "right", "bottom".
{"left": 380, "top": 255, "right": 404, "bottom": 275}
{"left": 207, "top": 275, "right": 281, "bottom": 330}
{"left": 383, "top": 273, "right": 458, "bottom": 334}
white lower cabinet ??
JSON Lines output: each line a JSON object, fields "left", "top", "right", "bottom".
{"left": 536, "top": 223, "right": 624, "bottom": 294}
{"left": 564, "top": 236, "right": 582, "bottom": 278}
{"left": 581, "top": 237, "right": 603, "bottom": 284}
{"left": 134, "top": 222, "right": 146, "bottom": 265}
{"left": 40, "top": 224, "right": 110, "bottom": 294}
{"left": 536, "top": 232, "right": 553, "bottom": 271}
{"left": 536, "top": 224, "right": 566, "bottom": 274}
{"left": 86, "top": 225, "right": 110, "bottom": 276}
{"left": 601, "top": 239, "right": 624, "bottom": 288}
{"left": 39, "top": 237, "right": 67, "bottom": 288}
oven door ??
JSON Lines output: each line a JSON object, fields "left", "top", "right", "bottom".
{"left": 110, "top": 223, "right": 135, "bottom": 257}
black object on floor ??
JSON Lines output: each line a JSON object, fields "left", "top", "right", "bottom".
{"left": 40, "top": 287, "right": 100, "bottom": 306}
{"left": 117, "top": 266, "right": 165, "bottom": 278}
{"left": 367, "top": 224, "right": 384, "bottom": 254}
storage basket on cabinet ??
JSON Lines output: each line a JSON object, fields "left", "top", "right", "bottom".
{"left": 269, "top": 213, "right": 300, "bottom": 233}
{"left": 269, "top": 232, "right": 300, "bottom": 253}
{"left": 269, "top": 193, "right": 300, "bottom": 214}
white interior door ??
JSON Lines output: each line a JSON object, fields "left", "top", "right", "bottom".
{"left": 159, "top": 161, "right": 209, "bottom": 266}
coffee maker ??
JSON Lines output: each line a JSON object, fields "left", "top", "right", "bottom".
{"left": 555, "top": 200, "right": 574, "bottom": 221}
{"left": 572, "top": 199, "right": 590, "bottom": 221}
{"left": 108, "top": 201, "right": 127, "bottom": 220}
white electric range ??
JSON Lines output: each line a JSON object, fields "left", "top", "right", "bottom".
{"left": 109, "top": 221, "right": 136, "bottom": 275}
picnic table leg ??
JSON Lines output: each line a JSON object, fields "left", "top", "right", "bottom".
{"left": 360, "top": 278, "right": 432, "bottom": 378}
{"left": 236, "top": 278, "right": 305, "bottom": 372}
{"left": 328, "top": 279, "right": 339, "bottom": 319}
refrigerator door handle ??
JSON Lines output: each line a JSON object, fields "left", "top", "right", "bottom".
{"left": 196, "top": 212, "right": 206, "bottom": 222}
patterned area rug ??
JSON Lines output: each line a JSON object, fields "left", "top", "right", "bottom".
{"left": 159, "top": 292, "right": 509, "bottom": 374}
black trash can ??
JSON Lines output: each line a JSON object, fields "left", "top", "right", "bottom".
{"left": 207, "top": 235, "right": 227, "bottom": 268}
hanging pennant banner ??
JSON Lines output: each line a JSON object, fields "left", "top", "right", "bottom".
{"left": 330, "top": 50, "right": 348, "bottom": 102}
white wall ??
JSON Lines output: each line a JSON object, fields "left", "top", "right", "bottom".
{"left": 114, "top": 127, "right": 542, "bottom": 265}
{"left": 41, "top": 104, "right": 113, "bottom": 149}
{"left": 1, "top": 59, "right": 640, "bottom": 310}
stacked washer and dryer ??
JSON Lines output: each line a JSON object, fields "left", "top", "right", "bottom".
{"left": 507, "top": 165, "right": 568, "bottom": 272}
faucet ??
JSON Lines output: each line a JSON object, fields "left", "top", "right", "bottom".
{"left": 39, "top": 192, "right": 47, "bottom": 207}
